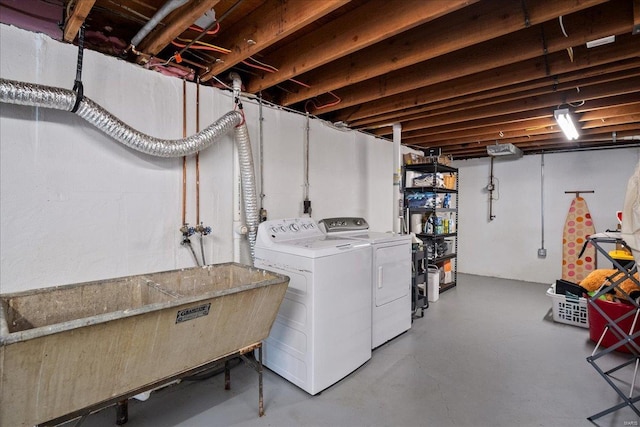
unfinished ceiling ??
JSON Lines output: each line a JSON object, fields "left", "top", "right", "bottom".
{"left": 1, "top": 0, "right": 639, "bottom": 158}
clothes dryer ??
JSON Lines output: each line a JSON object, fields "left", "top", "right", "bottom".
{"left": 254, "top": 218, "right": 372, "bottom": 395}
{"left": 319, "top": 217, "right": 412, "bottom": 349}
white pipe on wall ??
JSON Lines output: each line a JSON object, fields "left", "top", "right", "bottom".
{"left": 229, "top": 73, "right": 245, "bottom": 263}
{"left": 392, "top": 123, "right": 402, "bottom": 233}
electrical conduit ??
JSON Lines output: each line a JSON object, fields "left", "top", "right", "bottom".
{"left": 129, "top": 0, "right": 189, "bottom": 49}
{"left": 0, "top": 77, "right": 260, "bottom": 263}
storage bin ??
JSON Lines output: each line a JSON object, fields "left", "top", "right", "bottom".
{"left": 587, "top": 297, "right": 640, "bottom": 353}
{"left": 443, "top": 174, "right": 456, "bottom": 189}
{"left": 546, "top": 283, "right": 588, "bottom": 328}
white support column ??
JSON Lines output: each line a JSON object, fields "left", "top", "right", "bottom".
{"left": 392, "top": 123, "right": 402, "bottom": 233}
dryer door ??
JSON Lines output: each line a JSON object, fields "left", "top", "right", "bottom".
{"left": 374, "top": 243, "right": 411, "bottom": 307}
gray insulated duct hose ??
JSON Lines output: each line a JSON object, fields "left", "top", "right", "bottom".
{"left": 235, "top": 122, "right": 259, "bottom": 259}
{"left": 0, "top": 78, "right": 260, "bottom": 261}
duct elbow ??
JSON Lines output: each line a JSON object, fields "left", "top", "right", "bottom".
{"left": 229, "top": 72, "right": 242, "bottom": 96}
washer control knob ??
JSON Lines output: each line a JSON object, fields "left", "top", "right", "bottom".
{"left": 289, "top": 223, "right": 300, "bottom": 232}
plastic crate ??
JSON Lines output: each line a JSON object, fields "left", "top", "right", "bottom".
{"left": 546, "top": 283, "right": 589, "bottom": 328}
{"left": 587, "top": 297, "right": 640, "bottom": 353}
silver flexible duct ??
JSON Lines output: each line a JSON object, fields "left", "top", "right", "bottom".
{"left": 0, "top": 77, "right": 260, "bottom": 261}
{"left": 234, "top": 122, "right": 259, "bottom": 260}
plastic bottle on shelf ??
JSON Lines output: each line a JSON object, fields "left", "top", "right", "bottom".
{"left": 426, "top": 214, "right": 434, "bottom": 234}
{"left": 449, "top": 212, "right": 455, "bottom": 233}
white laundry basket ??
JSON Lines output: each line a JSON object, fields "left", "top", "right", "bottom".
{"left": 546, "top": 283, "right": 588, "bottom": 328}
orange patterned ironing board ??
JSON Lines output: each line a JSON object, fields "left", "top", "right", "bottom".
{"left": 562, "top": 196, "right": 596, "bottom": 282}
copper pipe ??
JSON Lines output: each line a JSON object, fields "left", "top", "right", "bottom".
{"left": 182, "top": 79, "right": 187, "bottom": 225}
{"left": 196, "top": 77, "right": 201, "bottom": 225}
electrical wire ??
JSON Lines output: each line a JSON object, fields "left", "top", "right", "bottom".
{"left": 210, "top": 74, "right": 234, "bottom": 91}
{"left": 290, "top": 78, "right": 311, "bottom": 88}
{"left": 149, "top": 55, "right": 177, "bottom": 68}
{"left": 559, "top": 16, "right": 569, "bottom": 37}
{"left": 172, "top": 37, "right": 231, "bottom": 54}
{"left": 306, "top": 91, "right": 341, "bottom": 112}
{"left": 246, "top": 56, "right": 278, "bottom": 72}
{"left": 241, "top": 60, "right": 277, "bottom": 73}
{"left": 189, "top": 22, "right": 220, "bottom": 35}
{"left": 232, "top": 57, "right": 312, "bottom": 90}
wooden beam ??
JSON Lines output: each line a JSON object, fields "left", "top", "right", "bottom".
{"left": 306, "top": 0, "right": 632, "bottom": 114}
{"left": 63, "top": 0, "right": 95, "bottom": 42}
{"left": 199, "top": 0, "right": 350, "bottom": 82}
{"left": 583, "top": 113, "right": 640, "bottom": 129}
{"left": 399, "top": 107, "right": 554, "bottom": 139}
{"left": 634, "top": 0, "right": 640, "bottom": 34}
{"left": 343, "top": 34, "right": 640, "bottom": 126}
{"left": 137, "top": 0, "right": 221, "bottom": 57}
{"left": 580, "top": 102, "right": 640, "bottom": 123}
{"left": 431, "top": 125, "right": 639, "bottom": 156}
{"left": 390, "top": 77, "right": 639, "bottom": 133}
{"left": 412, "top": 114, "right": 640, "bottom": 147}
{"left": 243, "top": 0, "right": 476, "bottom": 93}
{"left": 398, "top": 102, "right": 640, "bottom": 144}
{"left": 365, "top": 64, "right": 640, "bottom": 135}
{"left": 370, "top": 91, "right": 640, "bottom": 141}
{"left": 280, "top": 0, "right": 610, "bottom": 106}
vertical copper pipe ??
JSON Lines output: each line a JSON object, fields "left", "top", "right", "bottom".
{"left": 182, "top": 79, "right": 187, "bottom": 225}
{"left": 196, "top": 77, "right": 201, "bottom": 225}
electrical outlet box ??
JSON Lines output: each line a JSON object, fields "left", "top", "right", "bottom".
{"left": 538, "top": 248, "right": 547, "bottom": 257}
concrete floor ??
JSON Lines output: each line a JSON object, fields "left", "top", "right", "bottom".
{"left": 64, "top": 274, "right": 639, "bottom": 427}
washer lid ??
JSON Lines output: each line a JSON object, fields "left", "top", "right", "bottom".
{"left": 257, "top": 235, "right": 370, "bottom": 258}
{"left": 342, "top": 231, "right": 412, "bottom": 244}
{"left": 255, "top": 218, "right": 370, "bottom": 257}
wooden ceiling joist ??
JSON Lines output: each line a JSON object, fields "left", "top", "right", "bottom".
{"left": 277, "top": 0, "right": 610, "bottom": 107}
{"left": 386, "top": 68, "right": 640, "bottom": 138}
{"left": 359, "top": 60, "right": 640, "bottom": 134}
{"left": 198, "top": 0, "right": 350, "bottom": 82}
{"left": 63, "top": 0, "right": 96, "bottom": 42}
{"left": 306, "top": 0, "right": 632, "bottom": 115}
{"left": 386, "top": 77, "right": 639, "bottom": 137}
{"left": 243, "top": 0, "right": 475, "bottom": 93}
{"left": 344, "top": 35, "right": 640, "bottom": 127}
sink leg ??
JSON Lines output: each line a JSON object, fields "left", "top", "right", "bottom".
{"left": 116, "top": 399, "right": 128, "bottom": 425}
{"left": 224, "top": 360, "right": 231, "bottom": 390}
{"left": 258, "top": 345, "right": 264, "bottom": 417}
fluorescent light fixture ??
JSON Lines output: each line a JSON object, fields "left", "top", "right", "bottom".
{"left": 586, "top": 35, "right": 615, "bottom": 48}
{"left": 554, "top": 108, "right": 579, "bottom": 140}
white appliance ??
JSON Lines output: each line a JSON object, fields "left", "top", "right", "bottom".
{"left": 319, "top": 217, "right": 412, "bottom": 349}
{"left": 254, "top": 218, "right": 372, "bottom": 395}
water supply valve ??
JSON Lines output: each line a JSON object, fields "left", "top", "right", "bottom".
{"left": 196, "top": 223, "right": 212, "bottom": 236}
{"left": 180, "top": 224, "right": 197, "bottom": 246}
{"left": 180, "top": 223, "right": 196, "bottom": 238}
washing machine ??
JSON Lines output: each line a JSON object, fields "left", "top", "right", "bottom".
{"left": 254, "top": 217, "right": 372, "bottom": 395}
{"left": 319, "top": 217, "right": 412, "bottom": 349}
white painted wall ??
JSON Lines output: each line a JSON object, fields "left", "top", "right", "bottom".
{"left": 4, "top": 25, "right": 635, "bottom": 293}
{"left": 0, "top": 25, "right": 395, "bottom": 293}
{"left": 454, "top": 148, "right": 640, "bottom": 284}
